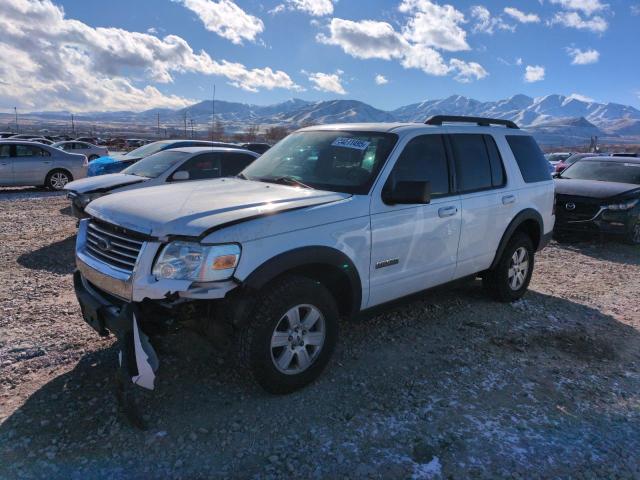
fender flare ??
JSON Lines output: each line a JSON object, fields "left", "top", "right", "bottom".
{"left": 490, "top": 209, "right": 543, "bottom": 270}
{"left": 241, "top": 246, "right": 362, "bottom": 318}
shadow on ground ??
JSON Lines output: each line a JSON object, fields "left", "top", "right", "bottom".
{"left": 1, "top": 282, "right": 639, "bottom": 478}
{"left": 17, "top": 235, "right": 76, "bottom": 274}
{"left": 554, "top": 235, "right": 640, "bottom": 266}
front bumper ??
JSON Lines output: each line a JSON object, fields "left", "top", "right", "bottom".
{"left": 555, "top": 209, "right": 638, "bottom": 237}
{"left": 73, "top": 270, "right": 129, "bottom": 336}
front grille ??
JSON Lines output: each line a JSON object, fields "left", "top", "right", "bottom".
{"left": 556, "top": 195, "right": 601, "bottom": 222}
{"left": 85, "top": 221, "right": 145, "bottom": 272}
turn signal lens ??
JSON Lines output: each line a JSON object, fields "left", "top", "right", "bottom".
{"left": 212, "top": 254, "right": 239, "bottom": 270}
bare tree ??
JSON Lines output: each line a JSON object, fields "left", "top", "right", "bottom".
{"left": 264, "top": 125, "right": 289, "bottom": 143}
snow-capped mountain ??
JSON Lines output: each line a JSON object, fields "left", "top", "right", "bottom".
{"left": 11, "top": 93, "right": 640, "bottom": 145}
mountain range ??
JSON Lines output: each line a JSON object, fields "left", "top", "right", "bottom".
{"left": 16, "top": 94, "right": 640, "bottom": 146}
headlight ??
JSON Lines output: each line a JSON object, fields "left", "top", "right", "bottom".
{"left": 78, "top": 192, "right": 104, "bottom": 208}
{"left": 605, "top": 199, "right": 639, "bottom": 211}
{"left": 152, "top": 242, "right": 240, "bottom": 282}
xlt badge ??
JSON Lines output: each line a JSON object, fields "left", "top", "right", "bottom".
{"left": 375, "top": 258, "right": 399, "bottom": 269}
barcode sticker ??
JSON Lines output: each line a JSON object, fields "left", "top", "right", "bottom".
{"left": 331, "top": 137, "right": 371, "bottom": 151}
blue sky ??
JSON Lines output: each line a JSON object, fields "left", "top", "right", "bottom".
{"left": 1, "top": 0, "right": 639, "bottom": 112}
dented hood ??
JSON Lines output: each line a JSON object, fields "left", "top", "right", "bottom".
{"left": 64, "top": 173, "right": 147, "bottom": 194}
{"left": 85, "top": 177, "right": 350, "bottom": 238}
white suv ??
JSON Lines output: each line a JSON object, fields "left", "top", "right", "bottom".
{"left": 73, "top": 116, "right": 554, "bottom": 397}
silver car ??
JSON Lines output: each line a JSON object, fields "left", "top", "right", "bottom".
{"left": 53, "top": 141, "right": 109, "bottom": 161}
{"left": 0, "top": 140, "right": 88, "bottom": 190}
{"left": 64, "top": 146, "right": 259, "bottom": 218}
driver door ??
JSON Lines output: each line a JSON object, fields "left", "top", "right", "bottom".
{"left": 368, "top": 134, "right": 461, "bottom": 307}
{"left": 0, "top": 144, "right": 14, "bottom": 185}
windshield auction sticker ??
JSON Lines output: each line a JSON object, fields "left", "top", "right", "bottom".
{"left": 331, "top": 137, "right": 371, "bottom": 151}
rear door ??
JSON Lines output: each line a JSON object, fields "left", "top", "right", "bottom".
{"left": 12, "top": 144, "right": 52, "bottom": 185}
{"left": 369, "top": 134, "right": 462, "bottom": 307}
{"left": 449, "top": 134, "right": 508, "bottom": 278}
{"left": 0, "top": 144, "right": 14, "bottom": 185}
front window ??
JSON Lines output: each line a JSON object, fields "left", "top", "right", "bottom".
{"left": 561, "top": 160, "right": 640, "bottom": 185}
{"left": 126, "top": 141, "right": 171, "bottom": 158}
{"left": 241, "top": 130, "right": 398, "bottom": 194}
{"left": 122, "top": 151, "right": 190, "bottom": 178}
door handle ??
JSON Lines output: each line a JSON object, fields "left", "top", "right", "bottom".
{"left": 43, "top": 161, "right": 52, "bottom": 165}
{"left": 502, "top": 195, "right": 516, "bottom": 205}
{"left": 438, "top": 206, "right": 458, "bottom": 218}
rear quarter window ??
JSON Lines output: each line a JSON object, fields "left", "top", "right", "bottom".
{"left": 506, "top": 135, "right": 551, "bottom": 183}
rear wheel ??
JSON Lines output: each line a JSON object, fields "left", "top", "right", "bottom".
{"left": 45, "top": 169, "right": 72, "bottom": 190}
{"left": 88, "top": 154, "right": 99, "bottom": 161}
{"left": 483, "top": 232, "right": 534, "bottom": 302}
{"left": 238, "top": 275, "right": 338, "bottom": 394}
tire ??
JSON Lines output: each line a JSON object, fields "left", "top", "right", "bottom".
{"left": 88, "top": 155, "right": 99, "bottom": 161}
{"left": 238, "top": 275, "right": 339, "bottom": 394}
{"left": 483, "top": 232, "right": 535, "bottom": 303}
{"left": 625, "top": 221, "right": 640, "bottom": 245}
{"left": 45, "top": 169, "right": 72, "bottom": 190}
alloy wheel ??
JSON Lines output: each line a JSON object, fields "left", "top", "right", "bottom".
{"left": 270, "top": 304, "right": 326, "bottom": 375}
{"left": 508, "top": 247, "right": 529, "bottom": 290}
{"left": 50, "top": 172, "right": 69, "bottom": 190}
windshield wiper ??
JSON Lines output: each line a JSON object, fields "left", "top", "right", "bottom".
{"left": 258, "top": 176, "right": 313, "bottom": 189}
{"left": 237, "top": 172, "right": 248, "bottom": 180}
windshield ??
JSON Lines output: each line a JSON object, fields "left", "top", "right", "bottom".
{"left": 241, "top": 130, "right": 398, "bottom": 194}
{"left": 122, "top": 151, "right": 190, "bottom": 178}
{"left": 561, "top": 160, "right": 640, "bottom": 184}
{"left": 126, "top": 141, "right": 171, "bottom": 158}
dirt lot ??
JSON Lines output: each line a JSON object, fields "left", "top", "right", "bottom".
{"left": 1, "top": 189, "right": 639, "bottom": 479}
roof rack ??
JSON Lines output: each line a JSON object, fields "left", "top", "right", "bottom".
{"left": 425, "top": 115, "right": 519, "bottom": 129}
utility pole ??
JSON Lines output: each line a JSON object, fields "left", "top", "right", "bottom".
{"left": 183, "top": 111, "right": 188, "bottom": 138}
{"left": 211, "top": 84, "right": 216, "bottom": 141}
{"left": 190, "top": 119, "right": 195, "bottom": 138}
{"left": 157, "top": 112, "right": 160, "bottom": 137}
{"left": 71, "top": 113, "right": 75, "bottom": 136}
{"left": 13, "top": 107, "right": 18, "bottom": 133}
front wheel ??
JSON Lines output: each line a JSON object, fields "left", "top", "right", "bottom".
{"left": 483, "top": 232, "right": 535, "bottom": 302}
{"left": 626, "top": 221, "right": 640, "bottom": 245}
{"left": 238, "top": 275, "right": 338, "bottom": 394}
{"left": 45, "top": 169, "right": 72, "bottom": 190}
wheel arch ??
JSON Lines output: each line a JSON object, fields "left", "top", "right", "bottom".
{"left": 241, "top": 246, "right": 362, "bottom": 320}
{"left": 490, "top": 209, "right": 543, "bottom": 270}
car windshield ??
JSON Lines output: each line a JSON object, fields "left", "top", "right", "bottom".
{"left": 241, "top": 130, "right": 398, "bottom": 194}
{"left": 125, "top": 141, "right": 171, "bottom": 158}
{"left": 122, "top": 151, "right": 190, "bottom": 178}
{"left": 561, "top": 160, "right": 640, "bottom": 184}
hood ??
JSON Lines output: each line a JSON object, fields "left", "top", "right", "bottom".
{"left": 64, "top": 173, "right": 147, "bottom": 194}
{"left": 92, "top": 153, "right": 134, "bottom": 164}
{"left": 86, "top": 178, "right": 350, "bottom": 238}
{"left": 554, "top": 179, "right": 640, "bottom": 199}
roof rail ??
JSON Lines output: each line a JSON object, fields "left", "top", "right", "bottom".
{"left": 425, "top": 115, "right": 519, "bottom": 129}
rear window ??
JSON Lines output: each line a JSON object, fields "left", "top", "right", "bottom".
{"left": 507, "top": 136, "right": 551, "bottom": 183}
{"left": 450, "top": 134, "right": 505, "bottom": 193}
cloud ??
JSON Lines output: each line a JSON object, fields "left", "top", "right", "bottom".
{"left": 449, "top": 59, "right": 488, "bottom": 83}
{"left": 503, "top": 7, "right": 540, "bottom": 23}
{"left": 375, "top": 74, "right": 389, "bottom": 85}
{"left": 0, "top": 0, "right": 301, "bottom": 112}
{"left": 308, "top": 71, "right": 346, "bottom": 94}
{"left": 549, "top": 11, "right": 608, "bottom": 32}
{"left": 399, "top": 0, "right": 470, "bottom": 52}
{"left": 524, "top": 65, "right": 545, "bottom": 83}
{"left": 566, "top": 47, "right": 600, "bottom": 65}
{"left": 549, "top": 0, "right": 608, "bottom": 16}
{"left": 173, "top": 0, "right": 263, "bottom": 45}
{"left": 470, "top": 5, "right": 515, "bottom": 34}
{"left": 317, "top": 19, "right": 410, "bottom": 60}
{"left": 317, "top": 6, "right": 488, "bottom": 82}
{"left": 285, "top": 0, "right": 335, "bottom": 16}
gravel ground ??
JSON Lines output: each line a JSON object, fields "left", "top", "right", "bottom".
{"left": 1, "top": 188, "right": 639, "bottom": 479}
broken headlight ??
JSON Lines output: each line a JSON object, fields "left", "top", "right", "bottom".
{"left": 77, "top": 192, "right": 104, "bottom": 208}
{"left": 152, "top": 241, "right": 240, "bottom": 282}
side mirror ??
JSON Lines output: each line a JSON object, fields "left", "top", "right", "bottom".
{"left": 382, "top": 180, "right": 431, "bottom": 205}
{"left": 172, "top": 170, "right": 190, "bottom": 181}
{"left": 552, "top": 172, "right": 561, "bottom": 179}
